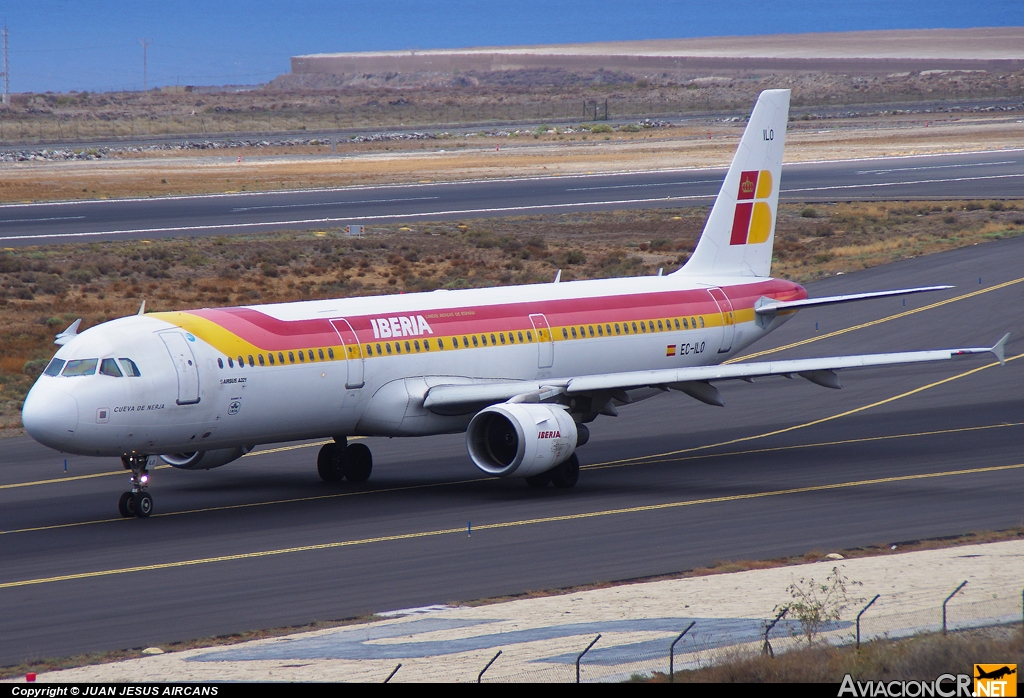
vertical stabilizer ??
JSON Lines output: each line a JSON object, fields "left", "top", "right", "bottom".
{"left": 675, "top": 89, "right": 790, "bottom": 278}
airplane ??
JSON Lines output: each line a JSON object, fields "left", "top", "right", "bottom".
{"left": 21, "top": 89, "right": 1008, "bottom": 519}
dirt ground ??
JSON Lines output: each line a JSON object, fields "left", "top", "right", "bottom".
{"left": 2, "top": 115, "right": 1022, "bottom": 203}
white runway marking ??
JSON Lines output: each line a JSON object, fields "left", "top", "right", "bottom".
{"left": 0, "top": 215, "right": 85, "bottom": 224}
{"left": 855, "top": 160, "right": 1016, "bottom": 175}
{"left": 230, "top": 196, "right": 440, "bottom": 212}
{"left": 566, "top": 180, "right": 721, "bottom": 191}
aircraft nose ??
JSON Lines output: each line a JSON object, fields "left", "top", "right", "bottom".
{"left": 22, "top": 383, "right": 79, "bottom": 449}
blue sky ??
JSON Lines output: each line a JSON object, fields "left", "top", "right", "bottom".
{"left": 2, "top": 1, "right": 1022, "bottom": 93}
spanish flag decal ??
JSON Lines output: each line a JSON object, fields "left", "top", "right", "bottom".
{"left": 666, "top": 345, "right": 677, "bottom": 356}
{"left": 730, "top": 169, "right": 773, "bottom": 245}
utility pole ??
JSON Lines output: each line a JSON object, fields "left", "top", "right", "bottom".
{"left": 138, "top": 38, "right": 151, "bottom": 91}
{"left": 2, "top": 25, "right": 9, "bottom": 105}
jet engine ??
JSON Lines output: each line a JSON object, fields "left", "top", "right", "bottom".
{"left": 159, "top": 446, "right": 250, "bottom": 470}
{"left": 466, "top": 403, "right": 578, "bottom": 478}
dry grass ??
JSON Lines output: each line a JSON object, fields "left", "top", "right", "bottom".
{"left": 653, "top": 626, "right": 1024, "bottom": 683}
{"left": 2, "top": 200, "right": 1021, "bottom": 431}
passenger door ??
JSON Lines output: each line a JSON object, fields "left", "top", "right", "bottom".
{"left": 529, "top": 313, "right": 554, "bottom": 369}
{"left": 330, "top": 318, "right": 365, "bottom": 389}
{"left": 159, "top": 331, "right": 201, "bottom": 405}
{"left": 707, "top": 287, "right": 736, "bottom": 353}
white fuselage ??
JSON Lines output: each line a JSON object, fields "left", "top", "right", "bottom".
{"left": 22, "top": 272, "right": 804, "bottom": 458}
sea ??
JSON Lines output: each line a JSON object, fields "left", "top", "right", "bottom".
{"left": 2, "top": 0, "right": 1023, "bottom": 93}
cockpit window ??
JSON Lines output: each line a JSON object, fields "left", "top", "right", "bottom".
{"left": 99, "top": 358, "right": 123, "bottom": 377}
{"left": 118, "top": 358, "right": 142, "bottom": 377}
{"left": 43, "top": 358, "right": 66, "bottom": 376}
{"left": 62, "top": 359, "right": 98, "bottom": 377}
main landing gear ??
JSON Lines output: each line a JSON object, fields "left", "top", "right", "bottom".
{"left": 317, "top": 437, "right": 373, "bottom": 483}
{"left": 525, "top": 453, "right": 580, "bottom": 489}
{"left": 118, "top": 454, "right": 154, "bottom": 518}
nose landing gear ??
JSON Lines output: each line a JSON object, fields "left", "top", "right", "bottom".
{"left": 118, "top": 455, "right": 155, "bottom": 518}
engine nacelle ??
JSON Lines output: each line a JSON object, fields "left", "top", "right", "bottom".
{"left": 159, "top": 446, "right": 250, "bottom": 470}
{"left": 467, "top": 403, "right": 578, "bottom": 478}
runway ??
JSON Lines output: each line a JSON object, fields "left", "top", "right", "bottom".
{"left": 0, "top": 149, "right": 1022, "bottom": 246}
{"left": 1, "top": 233, "right": 1023, "bottom": 666}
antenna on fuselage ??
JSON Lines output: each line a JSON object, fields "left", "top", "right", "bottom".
{"left": 137, "top": 300, "right": 146, "bottom": 315}
{"left": 54, "top": 319, "right": 81, "bottom": 346}
{"left": 553, "top": 270, "right": 561, "bottom": 283}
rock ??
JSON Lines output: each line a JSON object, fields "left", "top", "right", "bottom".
{"left": 141, "top": 647, "right": 164, "bottom": 655}
{"left": 826, "top": 553, "right": 844, "bottom": 560}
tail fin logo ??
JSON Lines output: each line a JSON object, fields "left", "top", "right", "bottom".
{"left": 730, "top": 170, "right": 773, "bottom": 245}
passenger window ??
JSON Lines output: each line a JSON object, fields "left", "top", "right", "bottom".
{"left": 570, "top": 327, "right": 577, "bottom": 338}
{"left": 518, "top": 331, "right": 524, "bottom": 342}
{"left": 237, "top": 356, "right": 244, "bottom": 367}
{"left": 100, "top": 358, "right": 123, "bottom": 377}
{"left": 279, "top": 352, "right": 285, "bottom": 364}
{"left": 423, "top": 339, "right": 429, "bottom": 351}
{"left": 472, "top": 336, "right": 479, "bottom": 347}
{"left": 288, "top": 352, "right": 295, "bottom": 363}
{"left": 366, "top": 345, "right": 373, "bottom": 356}
{"left": 499, "top": 333, "right": 506, "bottom": 344}
{"left": 597, "top": 325, "right": 603, "bottom": 336}
{"left": 217, "top": 358, "right": 224, "bottom": 369}
{"left": 462, "top": 336, "right": 469, "bottom": 347}
{"left": 328, "top": 348, "right": 334, "bottom": 360}
{"left": 631, "top": 322, "right": 638, "bottom": 333}
{"left": 527, "top": 331, "right": 533, "bottom": 342}
{"left": 307, "top": 350, "right": 315, "bottom": 361}
{"left": 615, "top": 323, "right": 621, "bottom": 335}
{"left": 489, "top": 333, "right": 496, "bottom": 345}
{"left": 395, "top": 342, "right": 401, "bottom": 354}
{"left": 248, "top": 355, "right": 255, "bottom": 367}
{"left": 376, "top": 344, "right": 382, "bottom": 355}
{"left": 386, "top": 343, "right": 392, "bottom": 354}
{"left": 562, "top": 328, "right": 569, "bottom": 339}
{"left": 657, "top": 320, "right": 664, "bottom": 331}
{"left": 683, "top": 318, "right": 689, "bottom": 329}
{"left": 258, "top": 354, "right": 265, "bottom": 366}
{"left": 699, "top": 317, "right": 705, "bottom": 328}
{"left": 436, "top": 339, "right": 444, "bottom": 350}
{"left": 414, "top": 340, "right": 420, "bottom": 352}
{"left": 298, "top": 351, "right": 304, "bottom": 362}
{"left": 588, "top": 326, "right": 594, "bottom": 337}
{"left": 674, "top": 318, "right": 680, "bottom": 330}
{"left": 268, "top": 353, "right": 275, "bottom": 365}
{"left": 318, "top": 349, "right": 325, "bottom": 360}
{"left": 227, "top": 357, "right": 234, "bottom": 368}
{"left": 63, "top": 359, "right": 98, "bottom": 376}
{"left": 44, "top": 358, "right": 66, "bottom": 376}
{"left": 119, "top": 358, "right": 142, "bottom": 377}
{"left": 579, "top": 326, "right": 585, "bottom": 337}
{"left": 640, "top": 322, "right": 647, "bottom": 332}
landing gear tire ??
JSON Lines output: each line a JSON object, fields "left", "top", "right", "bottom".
{"left": 135, "top": 492, "right": 153, "bottom": 518}
{"left": 119, "top": 491, "right": 136, "bottom": 517}
{"left": 551, "top": 453, "right": 580, "bottom": 489}
{"left": 525, "top": 472, "right": 552, "bottom": 488}
{"left": 344, "top": 443, "right": 373, "bottom": 483}
{"left": 317, "top": 443, "right": 343, "bottom": 482}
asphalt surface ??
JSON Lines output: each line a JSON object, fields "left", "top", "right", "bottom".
{"left": 0, "top": 149, "right": 1022, "bottom": 247}
{"left": 1, "top": 234, "right": 1023, "bottom": 666}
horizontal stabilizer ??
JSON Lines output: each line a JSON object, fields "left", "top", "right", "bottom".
{"left": 755, "top": 286, "right": 953, "bottom": 315}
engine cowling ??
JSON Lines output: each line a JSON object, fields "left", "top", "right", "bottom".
{"left": 159, "top": 446, "right": 250, "bottom": 470}
{"left": 466, "top": 403, "right": 578, "bottom": 478}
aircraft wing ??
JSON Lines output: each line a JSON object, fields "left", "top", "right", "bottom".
{"left": 423, "top": 334, "right": 1008, "bottom": 412}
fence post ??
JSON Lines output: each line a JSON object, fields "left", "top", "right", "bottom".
{"left": 856, "top": 595, "right": 881, "bottom": 650}
{"left": 477, "top": 650, "right": 501, "bottom": 683}
{"left": 576, "top": 634, "right": 601, "bottom": 684}
{"left": 384, "top": 663, "right": 401, "bottom": 683}
{"left": 942, "top": 581, "right": 968, "bottom": 635}
{"left": 669, "top": 621, "right": 696, "bottom": 684}
{"left": 763, "top": 606, "right": 789, "bottom": 657}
